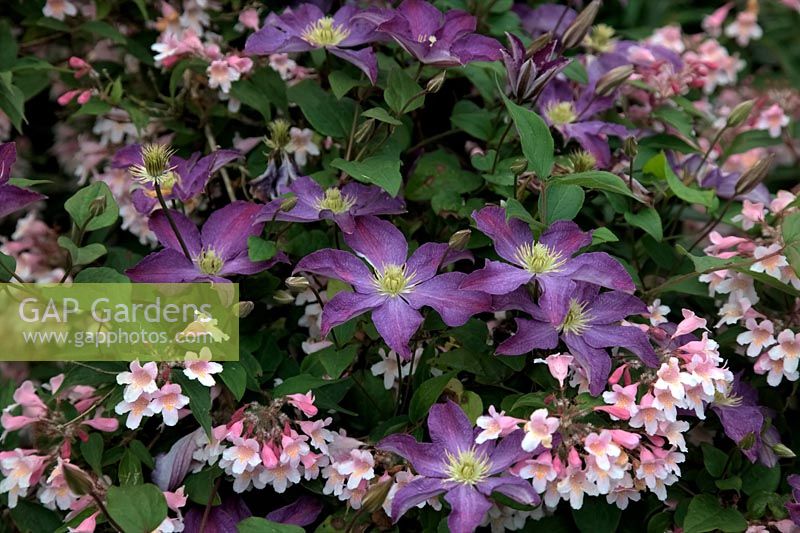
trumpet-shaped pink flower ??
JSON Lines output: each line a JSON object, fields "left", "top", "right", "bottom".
{"left": 521, "top": 409, "right": 559, "bottom": 452}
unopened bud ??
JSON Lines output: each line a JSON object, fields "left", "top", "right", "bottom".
{"left": 89, "top": 195, "right": 107, "bottom": 218}
{"left": 735, "top": 154, "right": 774, "bottom": 196}
{"left": 273, "top": 289, "right": 295, "bottom": 304}
{"left": 526, "top": 33, "right": 553, "bottom": 57}
{"left": 360, "top": 478, "right": 393, "bottom": 513}
{"left": 280, "top": 196, "right": 298, "bottom": 212}
{"left": 448, "top": 229, "right": 471, "bottom": 251}
{"left": 622, "top": 136, "right": 638, "bottom": 158}
{"left": 285, "top": 276, "right": 310, "bottom": 293}
{"left": 595, "top": 65, "right": 633, "bottom": 97}
{"left": 426, "top": 71, "right": 446, "bottom": 94}
{"left": 510, "top": 157, "right": 528, "bottom": 175}
{"left": 726, "top": 99, "right": 755, "bottom": 128}
{"left": 234, "top": 301, "right": 254, "bottom": 318}
{"left": 354, "top": 119, "right": 375, "bottom": 144}
{"left": 561, "top": 0, "right": 601, "bottom": 50}
{"left": 62, "top": 462, "right": 94, "bottom": 496}
{"left": 772, "top": 443, "right": 796, "bottom": 458}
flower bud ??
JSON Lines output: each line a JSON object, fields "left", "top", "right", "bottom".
{"left": 622, "top": 136, "right": 638, "bottom": 159}
{"left": 234, "top": 301, "right": 254, "bottom": 318}
{"left": 448, "top": 229, "right": 471, "bottom": 251}
{"left": 426, "top": 71, "right": 446, "bottom": 94}
{"left": 561, "top": 0, "right": 601, "bottom": 50}
{"left": 273, "top": 289, "right": 295, "bottom": 304}
{"left": 772, "top": 443, "right": 796, "bottom": 458}
{"left": 265, "top": 119, "right": 291, "bottom": 151}
{"left": 285, "top": 276, "right": 310, "bottom": 293}
{"left": 526, "top": 33, "right": 553, "bottom": 57}
{"left": 89, "top": 195, "right": 107, "bottom": 218}
{"left": 735, "top": 154, "right": 774, "bottom": 196}
{"left": 61, "top": 462, "right": 94, "bottom": 496}
{"left": 354, "top": 119, "right": 375, "bottom": 144}
{"left": 360, "top": 477, "right": 393, "bottom": 513}
{"left": 726, "top": 99, "right": 755, "bottom": 128}
{"left": 595, "top": 65, "right": 633, "bottom": 97}
{"left": 510, "top": 157, "right": 528, "bottom": 175}
{"left": 280, "top": 195, "right": 298, "bottom": 212}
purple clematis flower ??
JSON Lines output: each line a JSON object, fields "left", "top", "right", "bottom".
{"left": 266, "top": 495, "right": 324, "bottom": 527}
{"left": 502, "top": 33, "right": 567, "bottom": 103}
{"left": 113, "top": 144, "right": 241, "bottom": 214}
{"left": 184, "top": 496, "right": 251, "bottom": 532}
{"left": 496, "top": 280, "right": 658, "bottom": 395}
{"left": 256, "top": 175, "right": 405, "bottom": 233}
{"left": 513, "top": 3, "right": 577, "bottom": 40}
{"left": 358, "top": 0, "right": 503, "bottom": 66}
{"left": 245, "top": 4, "right": 380, "bottom": 83}
{"left": 0, "top": 142, "right": 46, "bottom": 219}
{"left": 787, "top": 475, "right": 800, "bottom": 526}
{"left": 379, "top": 401, "right": 538, "bottom": 533}
{"left": 127, "top": 201, "right": 281, "bottom": 283}
{"left": 459, "top": 206, "right": 634, "bottom": 297}
{"left": 294, "top": 215, "right": 489, "bottom": 358}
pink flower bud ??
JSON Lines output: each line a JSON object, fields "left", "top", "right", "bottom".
{"left": 609, "top": 429, "right": 641, "bottom": 449}
{"left": 57, "top": 89, "right": 81, "bottom": 106}
{"left": 77, "top": 90, "right": 92, "bottom": 105}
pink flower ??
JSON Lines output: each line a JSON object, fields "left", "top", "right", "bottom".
{"left": 336, "top": 449, "right": 375, "bottom": 490}
{"left": 298, "top": 418, "right": 334, "bottom": 454}
{"left": 731, "top": 200, "right": 765, "bottom": 230}
{"left": 287, "top": 391, "right": 318, "bottom": 417}
{"left": 535, "top": 353, "right": 573, "bottom": 387}
{"left": 0, "top": 449, "right": 47, "bottom": 508}
{"left": 286, "top": 127, "right": 320, "bottom": 167}
{"left": 770, "top": 190, "right": 796, "bottom": 213}
{"left": 475, "top": 405, "right": 522, "bottom": 444}
{"left": 768, "top": 329, "right": 800, "bottom": 373}
{"left": 751, "top": 244, "right": 788, "bottom": 279}
{"left": 149, "top": 383, "right": 189, "bottom": 427}
{"left": 260, "top": 442, "right": 279, "bottom": 469}
{"left": 114, "top": 394, "right": 154, "bottom": 430}
{"left": 517, "top": 452, "right": 558, "bottom": 493}
{"left": 57, "top": 90, "right": 81, "bottom": 106}
{"left": 68, "top": 57, "right": 92, "bottom": 78}
{"left": 756, "top": 104, "right": 790, "bottom": 138}
{"left": 584, "top": 431, "right": 621, "bottom": 471}
{"left": 116, "top": 360, "right": 158, "bottom": 403}
{"left": 672, "top": 309, "right": 708, "bottom": 338}
{"left": 609, "top": 429, "right": 641, "bottom": 449}
{"left": 601, "top": 383, "right": 639, "bottom": 420}
{"left": 76, "top": 90, "right": 92, "bottom": 105}
{"left": 164, "top": 487, "right": 187, "bottom": 512}
{"left": 238, "top": 9, "right": 260, "bottom": 31}
{"left": 654, "top": 357, "right": 696, "bottom": 400}
{"left": 521, "top": 408, "right": 559, "bottom": 452}
{"left": 222, "top": 437, "right": 261, "bottom": 475}
{"left": 725, "top": 10, "right": 763, "bottom": 47}
{"left": 703, "top": 2, "right": 734, "bottom": 37}
{"left": 280, "top": 429, "right": 311, "bottom": 467}
{"left": 68, "top": 511, "right": 99, "bottom": 533}
{"left": 183, "top": 348, "right": 223, "bottom": 387}
{"left": 81, "top": 416, "right": 119, "bottom": 433}
{"left": 207, "top": 59, "right": 240, "bottom": 94}
{"left": 43, "top": 0, "right": 77, "bottom": 21}
{"left": 736, "top": 318, "right": 776, "bottom": 357}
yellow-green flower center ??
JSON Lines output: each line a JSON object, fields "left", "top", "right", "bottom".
{"left": 514, "top": 242, "right": 566, "bottom": 274}
{"left": 196, "top": 248, "right": 224, "bottom": 275}
{"left": 567, "top": 150, "right": 597, "bottom": 173}
{"left": 546, "top": 102, "right": 577, "bottom": 126}
{"left": 130, "top": 143, "right": 178, "bottom": 186}
{"left": 560, "top": 299, "right": 591, "bottom": 335}
{"left": 301, "top": 17, "right": 350, "bottom": 47}
{"left": 444, "top": 448, "right": 491, "bottom": 485}
{"left": 374, "top": 264, "right": 414, "bottom": 297}
{"left": 584, "top": 24, "right": 617, "bottom": 53}
{"left": 316, "top": 188, "right": 356, "bottom": 214}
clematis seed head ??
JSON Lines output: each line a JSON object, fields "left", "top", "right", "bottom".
{"left": 130, "top": 143, "right": 177, "bottom": 185}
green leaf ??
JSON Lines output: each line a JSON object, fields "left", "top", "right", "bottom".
{"left": 319, "top": 345, "right": 357, "bottom": 379}
{"left": 80, "top": 433, "right": 104, "bottom": 476}
{"left": 571, "top": 497, "right": 622, "bottom": 533}
{"left": 702, "top": 443, "right": 728, "bottom": 477}
{"left": 57, "top": 237, "right": 108, "bottom": 266}
{"left": 562, "top": 59, "right": 588, "bottom": 84}
{"left": 0, "top": 71, "right": 25, "bottom": 132}
{"left": 502, "top": 94, "right": 554, "bottom": 179}
{"left": 715, "top": 476, "right": 742, "bottom": 492}
{"left": 329, "top": 70, "right": 367, "bottom": 99}
{"left": 385, "top": 68, "right": 423, "bottom": 114}
{"left": 459, "top": 390, "right": 483, "bottom": 423}
{"left": 450, "top": 100, "right": 494, "bottom": 141}
{"left": 406, "top": 150, "right": 482, "bottom": 202}
{"left": 503, "top": 198, "right": 540, "bottom": 228}
{"left": 362, "top": 106, "right": 403, "bottom": 126}
{"left": 237, "top": 517, "right": 304, "bottom": 533}
{"left": 1, "top": 251, "right": 17, "bottom": 282}
{"left": 173, "top": 373, "right": 212, "bottom": 436}
{"left": 741, "top": 464, "right": 780, "bottom": 496}
{"left": 247, "top": 236, "right": 278, "bottom": 262}
{"left": 64, "top": 182, "right": 119, "bottom": 231}
{"left": 9, "top": 500, "right": 63, "bottom": 533}
{"left": 106, "top": 484, "right": 168, "bottom": 533}
{"left": 118, "top": 449, "right": 144, "bottom": 486}
{"left": 287, "top": 80, "right": 355, "bottom": 138}
{"left": 542, "top": 183, "right": 584, "bottom": 223}
{"left": 644, "top": 152, "right": 717, "bottom": 208}
{"left": 591, "top": 227, "right": 619, "bottom": 244}
{"left": 683, "top": 494, "right": 747, "bottom": 533}
{"left": 555, "top": 171, "right": 640, "bottom": 200}
{"left": 409, "top": 372, "right": 455, "bottom": 422}
{"left": 74, "top": 267, "right": 130, "bottom": 283}
{"left": 331, "top": 154, "right": 402, "bottom": 196}
{"left": 184, "top": 466, "right": 222, "bottom": 505}
{"left": 80, "top": 21, "right": 127, "bottom": 44}
{"left": 624, "top": 207, "right": 663, "bottom": 241}
{"left": 219, "top": 362, "right": 247, "bottom": 401}
{"left": 0, "top": 20, "right": 18, "bottom": 70}
{"left": 781, "top": 211, "right": 800, "bottom": 278}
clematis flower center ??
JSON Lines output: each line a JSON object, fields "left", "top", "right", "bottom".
{"left": 301, "top": 17, "right": 350, "bottom": 47}
{"left": 374, "top": 264, "right": 414, "bottom": 297}
{"left": 514, "top": 242, "right": 566, "bottom": 274}
{"left": 546, "top": 101, "right": 577, "bottom": 126}
{"left": 130, "top": 143, "right": 178, "bottom": 186}
{"left": 444, "top": 448, "right": 490, "bottom": 485}
{"left": 560, "top": 299, "right": 591, "bottom": 335}
{"left": 316, "top": 188, "right": 356, "bottom": 214}
{"left": 196, "top": 248, "right": 224, "bottom": 275}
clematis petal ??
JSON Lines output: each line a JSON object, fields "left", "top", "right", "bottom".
{"left": 201, "top": 201, "right": 264, "bottom": 261}
{"left": 563, "top": 333, "right": 612, "bottom": 396}
{"left": 587, "top": 291, "right": 648, "bottom": 324}
{"left": 295, "top": 249, "right": 375, "bottom": 293}
{"left": 496, "top": 318, "right": 559, "bottom": 355}
{"left": 378, "top": 434, "right": 446, "bottom": 477}
{"left": 450, "top": 33, "right": 503, "bottom": 64}
{"left": 559, "top": 252, "right": 635, "bottom": 293}
{"left": 427, "top": 400, "right": 474, "bottom": 453}
{"left": 344, "top": 215, "right": 408, "bottom": 272}
{"left": 328, "top": 47, "right": 378, "bottom": 84}
{"left": 472, "top": 206, "right": 533, "bottom": 265}
{"left": 477, "top": 475, "right": 540, "bottom": 506}
{"left": 148, "top": 209, "right": 202, "bottom": 257}
{"left": 0, "top": 184, "right": 46, "bottom": 219}
{"left": 390, "top": 477, "right": 446, "bottom": 522}
{"left": 126, "top": 249, "right": 200, "bottom": 282}
{"left": 152, "top": 429, "right": 202, "bottom": 491}
{"left": 584, "top": 324, "right": 659, "bottom": 367}
{"left": 444, "top": 484, "right": 493, "bottom": 533}
{"left": 177, "top": 150, "right": 241, "bottom": 200}
{"left": 486, "top": 430, "right": 528, "bottom": 474}
{"left": 536, "top": 277, "right": 574, "bottom": 325}
{"left": 371, "top": 297, "right": 423, "bottom": 359}
{"left": 320, "top": 291, "right": 386, "bottom": 336}
{"left": 409, "top": 272, "right": 490, "bottom": 326}
{"left": 459, "top": 259, "right": 533, "bottom": 295}
{"left": 539, "top": 220, "right": 592, "bottom": 257}
{"left": 265, "top": 495, "right": 323, "bottom": 527}
{"left": 404, "top": 242, "right": 449, "bottom": 283}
